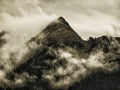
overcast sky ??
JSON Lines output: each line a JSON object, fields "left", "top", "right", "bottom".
{"left": 39, "top": 0, "right": 120, "bottom": 39}
{"left": 0, "top": 0, "right": 120, "bottom": 39}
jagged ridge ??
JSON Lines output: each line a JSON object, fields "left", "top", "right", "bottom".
{"left": 2, "top": 17, "right": 120, "bottom": 90}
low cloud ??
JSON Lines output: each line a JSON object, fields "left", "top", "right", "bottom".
{"left": 42, "top": 48, "right": 119, "bottom": 89}
{"left": 0, "top": 0, "right": 57, "bottom": 87}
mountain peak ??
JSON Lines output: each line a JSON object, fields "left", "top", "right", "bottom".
{"left": 58, "top": 16, "right": 65, "bottom": 20}
{"left": 41, "top": 17, "right": 84, "bottom": 48}
{"left": 9, "top": 17, "right": 120, "bottom": 90}
{"left": 58, "top": 16, "right": 67, "bottom": 23}
{"left": 45, "top": 16, "right": 70, "bottom": 31}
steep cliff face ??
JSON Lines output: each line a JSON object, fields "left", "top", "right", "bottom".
{"left": 1, "top": 17, "right": 120, "bottom": 90}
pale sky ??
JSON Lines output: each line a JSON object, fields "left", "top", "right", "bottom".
{"left": 0, "top": 0, "right": 120, "bottom": 39}
{"left": 40, "top": 0, "right": 120, "bottom": 39}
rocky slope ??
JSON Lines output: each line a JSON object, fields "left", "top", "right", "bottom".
{"left": 0, "top": 17, "right": 120, "bottom": 90}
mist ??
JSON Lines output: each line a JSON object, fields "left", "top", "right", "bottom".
{"left": 0, "top": 0, "right": 119, "bottom": 89}
{"left": 42, "top": 47, "right": 119, "bottom": 89}
{"left": 0, "top": 0, "right": 57, "bottom": 86}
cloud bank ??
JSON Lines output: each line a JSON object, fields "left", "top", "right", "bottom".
{"left": 0, "top": 0, "right": 57, "bottom": 87}
{"left": 42, "top": 47, "right": 119, "bottom": 89}
{"left": 0, "top": 0, "right": 119, "bottom": 89}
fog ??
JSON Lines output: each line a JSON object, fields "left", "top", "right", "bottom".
{"left": 0, "top": 0, "right": 119, "bottom": 88}
{"left": 0, "top": 0, "right": 57, "bottom": 86}
{"left": 42, "top": 47, "right": 119, "bottom": 89}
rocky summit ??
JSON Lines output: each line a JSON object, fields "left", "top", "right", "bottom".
{"left": 0, "top": 17, "right": 120, "bottom": 90}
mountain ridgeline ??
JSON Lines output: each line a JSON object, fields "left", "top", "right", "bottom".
{"left": 1, "top": 17, "right": 120, "bottom": 90}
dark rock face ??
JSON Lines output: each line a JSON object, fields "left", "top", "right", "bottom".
{"left": 13, "top": 17, "right": 87, "bottom": 90}
{"left": 42, "top": 17, "right": 84, "bottom": 47}
{"left": 1, "top": 17, "right": 120, "bottom": 90}
{"left": 30, "top": 17, "right": 85, "bottom": 49}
